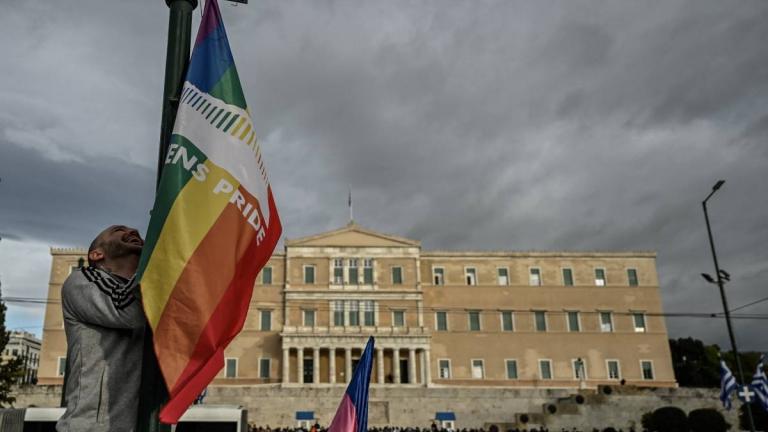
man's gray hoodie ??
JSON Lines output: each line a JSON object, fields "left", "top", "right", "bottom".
{"left": 56, "top": 266, "right": 145, "bottom": 432}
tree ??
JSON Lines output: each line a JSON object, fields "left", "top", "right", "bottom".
{"left": 689, "top": 408, "right": 730, "bottom": 432}
{"left": 740, "top": 402, "right": 768, "bottom": 432}
{"left": 0, "top": 283, "right": 24, "bottom": 407}
{"left": 669, "top": 337, "right": 720, "bottom": 387}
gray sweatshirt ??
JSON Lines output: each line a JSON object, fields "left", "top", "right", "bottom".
{"left": 56, "top": 266, "right": 145, "bottom": 432}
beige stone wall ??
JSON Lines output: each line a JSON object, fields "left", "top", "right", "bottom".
{"left": 12, "top": 385, "right": 736, "bottom": 430}
{"left": 37, "top": 225, "right": 676, "bottom": 391}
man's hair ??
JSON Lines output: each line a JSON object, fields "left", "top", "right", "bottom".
{"left": 87, "top": 235, "right": 104, "bottom": 267}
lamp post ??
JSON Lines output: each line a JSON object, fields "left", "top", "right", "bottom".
{"left": 701, "top": 179, "right": 755, "bottom": 432}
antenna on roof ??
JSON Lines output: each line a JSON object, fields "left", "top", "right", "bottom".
{"left": 348, "top": 186, "right": 354, "bottom": 225}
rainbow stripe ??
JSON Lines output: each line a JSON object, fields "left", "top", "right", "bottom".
{"left": 138, "top": 0, "right": 281, "bottom": 423}
{"left": 328, "top": 337, "right": 375, "bottom": 432}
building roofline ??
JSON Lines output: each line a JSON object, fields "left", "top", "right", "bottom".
{"left": 421, "top": 250, "right": 657, "bottom": 258}
{"left": 50, "top": 247, "right": 87, "bottom": 255}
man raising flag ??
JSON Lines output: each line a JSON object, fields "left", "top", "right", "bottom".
{"left": 138, "top": 0, "right": 282, "bottom": 423}
{"left": 329, "top": 337, "right": 375, "bottom": 432}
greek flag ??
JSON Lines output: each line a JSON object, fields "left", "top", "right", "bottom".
{"left": 751, "top": 354, "right": 768, "bottom": 412}
{"left": 720, "top": 359, "right": 738, "bottom": 410}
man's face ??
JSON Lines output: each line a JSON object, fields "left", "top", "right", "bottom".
{"left": 97, "top": 225, "right": 144, "bottom": 260}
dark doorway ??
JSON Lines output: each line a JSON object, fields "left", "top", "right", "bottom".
{"left": 400, "top": 358, "right": 409, "bottom": 383}
{"left": 303, "top": 358, "right": 313, "bottom": 383}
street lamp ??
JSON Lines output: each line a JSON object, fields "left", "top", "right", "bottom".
{"left": 701, "top": 179, "right": 755, "bottom": 432}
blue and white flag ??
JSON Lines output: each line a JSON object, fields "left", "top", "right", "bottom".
{"left": 720, "top": 359, "right": 739, "bottom": 410}
{"left": 750, "top": 354, "right": 768, "bottom": 412}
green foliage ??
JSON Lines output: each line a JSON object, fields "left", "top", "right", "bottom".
{"left": 649, "top": 407, "right": 689, "bottom": 432}
{"left": 641, "top": 411, "right": 656, "bottom": 431}
{"left": 688, "top": 408, "right": 730, "bottom": 432}
{"left": 0, "top": 285, "right": 24, "bottom": 407}
{"left": 669, "top": 338, "right": 764, "bottom": 388}
{"left": 669, "top": 337, "right": 720, "bottom": 387}
{"left": 740, "top": 402, "right": 768, "bottom": 431}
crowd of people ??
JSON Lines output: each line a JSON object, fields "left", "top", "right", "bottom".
{"left": 248, "top": 424, "right": 640, "bottom": 432}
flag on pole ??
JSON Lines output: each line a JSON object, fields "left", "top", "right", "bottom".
{"left": 329, "top": 337, "right": 375, "bottom": 432}
{"left": 751, "top": 354, "right": 768, "bottom": 412}
{"left": 137, "top": 0, "right": 282, "bottom": 423}
{"left": 720, "top": 358, "right": 738, "bottom": 410}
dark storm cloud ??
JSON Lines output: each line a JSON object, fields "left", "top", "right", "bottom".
{"left": 0, "top": 139, "right": 155, "bottom": 245}
{"left": 1, "top": 0, "right": 767, "bottom": 348}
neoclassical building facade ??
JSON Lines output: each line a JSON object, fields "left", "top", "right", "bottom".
{"left": 38, "top": 223, "right": 676, "bottom": 389}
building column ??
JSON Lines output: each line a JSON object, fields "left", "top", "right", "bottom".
{"left": 393, "top": 348, "right": 401, "bottom": 384}
{"left": 423, "top": 348, "right": 432, "bottom": 387}
{"left": 345, "top": 348, "right": 352, "bottom": 383}
{"left": 297, "top": 348, "right": 304, "bottom": 385}
{"left": 408, "top": 348, "right": 416, "bottom": 384}
{"left": 376, "top": 347, "right": 385, "bottom": 385}
{"left": 282, "top": 347, "right": 290, "bottom": 384}
{"left": 313, "top": 347, "right": 320, "bottom": 384}
{"left": 417, "top": 300, "right": 424, "bottom": 327}
{"left": 329, "top": 348, "right": 336, "bottom": 384}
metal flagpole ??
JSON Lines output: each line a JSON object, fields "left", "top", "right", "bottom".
{"left": 702, "top": 180, "right": 756, "bottom": 432}
{"left": 137, "top": 1, "right": 197, "bottom": 430}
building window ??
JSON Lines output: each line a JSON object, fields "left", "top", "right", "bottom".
{"left": 392, "top": 267, "right": 403, "bottom": 285}
{"left": 641, "top": 360, "right": 654, "bottom": 380}
{"left": 633, "top": 313, "right": 647, "bottom": 332}
{"left": 433, "top": 267, "right": 445, "bottom": 285}
{"left": 261, "top": 266, "right": 273, "bottom": 285}
{"left": 363, "top": 300, "right": 375, "bottom": 326}
{"left": 393, "top": 310, "right": 405, "bottom": 327}
{"left": 304, "top": 265, "right": 316, "bottom": 284}
{"left": 225, "top": 358, "right": 238, "bottom": 378}
{"left": 506, "top": 360, "right": 518, "bottom": 379}
{"left": 260, "top": 310, "right": 272, "bottom": 331}
{"left": 303, "top": 309, "right": 316, "bottom": 327}
{"left": 529, "top": 268, "right": 542, "bottom": 286}
{"left": 57, "top": 357, "right": 67, "bottom": 377}
{"left": 600, "top": 311, "right": 614, "bottom": 332}
{"left": 363, "top": 259, "right": 374, "bottom": 284}
{"left": 628, "top": 269, "right": 639, "bottom": 287}
{"left": 438, "top": 359, "right": 451, "bottom": 379}
{"left": 497, "top": 268, "right": 509, "bottom": 285}
{"left": 468, "top": 311, "right": 481, "bottom": 331}
{"left": 501, "top": 311, "right": 514, "bottom": 332}
{"left": 465, "top": 267, "right": 477, "bottom": 285}
{"left": 606, "top": 360, "right": 621, "bottom": 380}
{"left": 259, "top": 358, "right": 271, "bottom": 379}
{"left": 594, "top": 268, "right": 606, "bottom": 286}
{"left": 572, "top": 358, "right": 587, "bottom": 380}
{"left": 567, "top": 311, "right": 580, "bottom": 332}
{"left": 534, "top": 311, "right": 547, "bottom": 332}
{"left": 333, "top": 301, "right": 345, "bottom": 326}
{"left": 562, "top": 268, "right": 574, "bottom": 286}
{"left": 333, "top": 259, "right": 344, "bottom": 284}
{"left": 539, "top": 359, "right": 553, "bottom": 380}
{"left": 348, "top": 301, "right": 360, "bottom": 326}
{"left": 348, "top": 259, "right": 359, "bottom": 284}
{"left": 436, "top": 311, "right": 448, "bottom": 331}
{"left": 471, "top": 359, "right": 485, "bottom": 379}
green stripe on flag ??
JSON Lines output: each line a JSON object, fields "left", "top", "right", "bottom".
{"left": 137, "top": 134, "right": 209, "bottom": 279}
{"left": 209, "top": 65, "right": 247, "bottom": 110}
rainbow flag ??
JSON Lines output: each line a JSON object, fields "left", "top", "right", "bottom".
{"left": 137, "top": 0, "right": 282, "bottom": 423}
{"left": 328, "top": 337, "right": 375, "bottom": 432}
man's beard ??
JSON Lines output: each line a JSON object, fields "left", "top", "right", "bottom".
{"left": 103, "top": 238, "right": 143, "bottom": 259}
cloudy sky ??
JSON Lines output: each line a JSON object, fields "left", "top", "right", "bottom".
{"left": 1, "top": 0, "right": 766, "bottom": 350}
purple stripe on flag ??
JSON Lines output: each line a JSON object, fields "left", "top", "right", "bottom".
{"left": 195, "top": 0, "right": 223, "bottom": 47}
{"left": 329, "top": 394, "right": 357, "bottom": 432}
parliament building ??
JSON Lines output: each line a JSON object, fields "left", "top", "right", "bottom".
{"left": 38, "top": 223, "right": 676, "bottom": 391}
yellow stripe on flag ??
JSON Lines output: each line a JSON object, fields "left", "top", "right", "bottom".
{"left": 230, "top": 117, "right": 246, "bottom": 136}
{"left": 141, "top": 161, "right": 241, "bottom": 329}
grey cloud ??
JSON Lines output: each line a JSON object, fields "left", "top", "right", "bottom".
{"left": 1, "top": 0, "right": 767, "bottom": 349}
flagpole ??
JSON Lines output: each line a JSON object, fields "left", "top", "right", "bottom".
{"left": 138, "top": 1, "right": 198, "bottom": 431}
